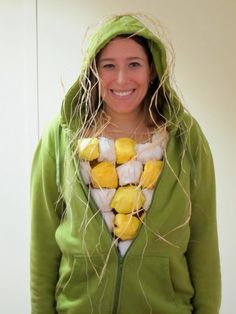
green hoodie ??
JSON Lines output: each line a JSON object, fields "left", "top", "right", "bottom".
{"left": 30, "top": 14, "right": 221, "bottom": 314}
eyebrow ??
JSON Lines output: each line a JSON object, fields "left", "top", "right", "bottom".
{"left": 98, "top": 57, "right": 144, "bottom": 63}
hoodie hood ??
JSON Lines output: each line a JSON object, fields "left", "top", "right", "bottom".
{"left": 60, "top": 14, "right": 184, "bottom": 133}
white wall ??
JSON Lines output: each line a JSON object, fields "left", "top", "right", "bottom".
{"left": 0, "top": 1, "right": 37, "bottom": 313}
{"left": 0, "top": 0, "right": 235, "bottom": 313}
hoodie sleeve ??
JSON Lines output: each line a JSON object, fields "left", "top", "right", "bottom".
{"left": 186, "top": 119, "right": 221, "bottom": 314}
{"left": 30, "top": 119, "right": 64, "bottom": 314}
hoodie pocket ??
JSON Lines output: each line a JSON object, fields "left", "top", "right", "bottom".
{"left": 59, "top": 256, "right": 97, "bottom": 299}
{"left": 142, "top": 256, "right": 176, "bottom": 301}
{"left": 119, "top": 255, "right": 178, "bottom": 313}
{"left": 56, "top": 255, "right": 110, "bottom": 313}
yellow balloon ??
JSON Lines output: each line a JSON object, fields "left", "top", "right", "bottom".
{"left": 140, "top": 160, "right": 163, "bottom": 188}
{"left": 110, "top": 186, "right": 145, "bottom": 214}
{"left": 114, "top": 213, "right": 141, "bottom": 240}
{"left": 77, "top": 138, "right": 99, "bottom": 161}
{"left": 115, "top": 138, "right": 136, "bottom": 164}
{"left": 91, "top": 162, "right": 118, "bottom": 188}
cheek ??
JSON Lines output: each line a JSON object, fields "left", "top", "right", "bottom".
{"left": 136, "top": 71, "right": 150, "bottom": 88}
{"left": 98, "top": 73, "right": 109, "bottom": 89}
{"left": 139, "top": 79, "right": 149, "bottom": 94}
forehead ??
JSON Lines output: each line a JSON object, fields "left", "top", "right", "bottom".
{"left": 97, "top": 37, "right": 148, "bottom": 60}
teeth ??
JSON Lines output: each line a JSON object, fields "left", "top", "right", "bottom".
{"left": 113, "top": 90, "right": 133, "bottom": 97}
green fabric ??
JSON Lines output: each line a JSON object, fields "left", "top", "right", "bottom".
{"left": 30, "top": 14, "right": 221, "bottom": 314}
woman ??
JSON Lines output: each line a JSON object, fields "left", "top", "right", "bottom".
{"left": 30, "top": 13, "right": 221, "bottom": 314}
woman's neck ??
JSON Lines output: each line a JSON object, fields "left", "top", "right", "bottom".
{"left": 102, "top": 110, "right": 154, "bottom": 142}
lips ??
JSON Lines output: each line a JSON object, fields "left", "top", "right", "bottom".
{"left": 111, "top": 89, "right": 134, "bottom": 97}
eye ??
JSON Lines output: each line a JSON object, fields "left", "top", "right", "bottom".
{"left": 102, "top": 63, "right": 115, "bottom": 69}
{"left": 129, "top": 62, "right": 141, "bottom": 68}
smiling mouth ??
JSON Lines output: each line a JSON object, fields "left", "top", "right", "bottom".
{"left": 111, "top": 89, "right": 134, "bottom": 97}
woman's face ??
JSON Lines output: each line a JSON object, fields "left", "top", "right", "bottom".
{"left": 97, "top": 37, "right": 153, "bottom": 117}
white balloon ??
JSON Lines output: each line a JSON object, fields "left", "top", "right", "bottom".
{"left": 116, "top": 160, "right": 143, "bottom": 185}
{"left": 136, "top": 142, "right": 163, "bottom": 163}
{"left": 118, "top": 240, "right": 133, "bottom": 256}
{"left": 79, "top": 161, "right": 91, "bottom": 184}
{"left": 101, "top": 211, "right": 115, "bottom": 232}
{"left": 98, "top": 137, "right": 116, "bottom": 162}
{"left": 91, "top": 188, "right": 116, "bottom": 212}
{"left": 142, "top": 189, "right": 154, "bottom": 210}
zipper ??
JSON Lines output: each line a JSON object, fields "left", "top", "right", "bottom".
{"left": 110, "top": 157, "right": 167, "bottom": 314}
{"left": 112, "top": 255, "right": 123, "bottom": 314}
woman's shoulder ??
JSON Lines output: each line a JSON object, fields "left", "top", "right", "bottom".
{"left": 42, "top": 115, "right": 62, "bottom": 137}
{"left": 38, "top": 115, "right": 65, "bottom": 159}
{"left": 180, "top": 111, "right": 214, "bottom": 165}
{"left": 180, "top": 110, "right": 208, "bottom": 144}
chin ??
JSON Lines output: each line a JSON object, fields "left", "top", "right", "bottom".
{"left": 105, "top": 102, "right": 142, "bottom": 114}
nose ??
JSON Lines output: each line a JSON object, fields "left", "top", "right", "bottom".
{"left": 116, "top": 68, "right": 128, "bottom": 84}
